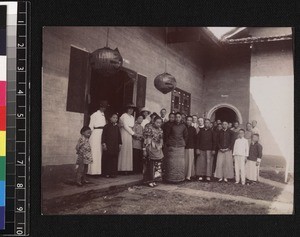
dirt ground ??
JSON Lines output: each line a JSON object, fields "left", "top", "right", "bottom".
{"left": 57, "top": 184, "right": 271, "bottom": 215}
{"left": 178, "top": 179, "right": 283, "bottom": 201}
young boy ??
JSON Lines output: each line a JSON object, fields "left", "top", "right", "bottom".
{"left": 132, "top": 114, "right": 144, "bottom": 174}
{"left": 101, "top": 113, "right": 122, "bottom": 178}
{"left": 233, "top": 129, "right": 249, "bottom": 185}
{"left": 246, "top": 133, "right": 263, "bottom": 184}
{"left": 75, "top": 126, "right": 93, "bottom": 186}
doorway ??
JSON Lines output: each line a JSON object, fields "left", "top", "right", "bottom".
{"left": 215, "top": 107, "right": 238, "bottom": 124}
{"left": 207, "top": 103, "right": 243, "bottom": 124}
{"left": 89, "top": 69, "right": 134, "bottom": 120}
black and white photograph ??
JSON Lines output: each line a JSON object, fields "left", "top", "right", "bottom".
{"left": 41, "top": 27, "right": 294, "bottom": 215}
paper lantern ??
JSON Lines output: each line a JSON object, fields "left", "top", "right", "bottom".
{"left": 154, "top": 72, "right": 177, "bottom": 94}
{"left": 90, "top": 47, "right": 123, "bottom": 76}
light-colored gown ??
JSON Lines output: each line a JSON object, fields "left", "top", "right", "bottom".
{"left": 87, "top": 110, "right": 106, "bottom": 175}
{"left": 118, "top": 113, "right": 135, "bottom": 171}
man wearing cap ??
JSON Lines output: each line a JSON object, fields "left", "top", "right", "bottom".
{"left": 88, "top": 100, "right": 108, "bottom": 175}
{"left": 140, "top": 107, "right": 151, "bottom": 128}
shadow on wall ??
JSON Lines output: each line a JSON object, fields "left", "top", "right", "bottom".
{"left": 249, "top": 93, "right": 285, "bottom": 168}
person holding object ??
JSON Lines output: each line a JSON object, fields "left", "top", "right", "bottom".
{"left": 87, "top": 100, "right": 108, "bottom": 175}
{"left": 101, "top": 113, "right": 122, "bottom": 178}
{"left": 246, "top": 133, "right": 263, "bottom": 184}
{"left": 118, "top": 103, "right": 139, "bottom": 174}
{"left": 75, "top": 126, "right": 93, "bottom": 186}
{"left": 233, "top": 129, "right": 249, "bottom": 185}
{"left": 214, "top": 121, "right": 235, "bottom": 182}
{"left": 142, "top": 116, "right": 164, "bottom": 187}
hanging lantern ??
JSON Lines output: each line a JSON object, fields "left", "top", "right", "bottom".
{"left": 154, "top": 72, "right": 177, "bottom": 94}
{"left": 90, "top": 46, "right": 123, "bottom": 76}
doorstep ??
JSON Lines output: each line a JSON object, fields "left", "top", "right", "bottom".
{"left": 42, "top": 174, "right": 143, "bottom": 214}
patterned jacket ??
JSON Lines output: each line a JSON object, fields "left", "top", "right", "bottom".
{"left": 75, "top": 135, "right": 93, "bottom": 164}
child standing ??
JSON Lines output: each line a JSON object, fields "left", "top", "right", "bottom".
{"left": 102, "top": 113, "right": 122, "bottom": 178}
{"left": 132, "top": 114, "right": 144, "bottom": 174}
{"left": 75, "top": 126, "right": 93, "bottom": 186}
{"left": 143, "top": 116, "right": 164, "bottom": 187}
{"left": 246, "top": 133, "right": 263, "bottom": 184}
{"left": 233, "top": 129, "right": 249, "bottom": 185}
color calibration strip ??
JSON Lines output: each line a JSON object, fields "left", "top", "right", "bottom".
{"left": 0, "top": 4, "right": 7, "bottom": 231}
{"left": 0, "top": 2, "right": 30, "bottom": 236}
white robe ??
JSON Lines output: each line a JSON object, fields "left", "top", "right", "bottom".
{"left": 87, "top": 110, "right": 106, "bottom": 175}
{"left": 118, "top": 113, "right": 135, "bottom": 171}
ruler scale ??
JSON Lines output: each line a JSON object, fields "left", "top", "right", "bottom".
{"left": 0, "top": 2, "right": 29, "bottom": 236}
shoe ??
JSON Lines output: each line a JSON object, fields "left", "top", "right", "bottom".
{"left": 186, "top": 178, "right": 191, "bottom": 181}
{"left": 76, "top": 182, "right": 83, "bottom": 187}
{"left": 206, "top": 177, "right": 211, "bottom": 182}
{"left": 148, "top": 183, "right": 155, "bottom": 187}
{"left": 218, "top": 178, "right": 223, "bottom": 182}
{"left": 153, "top": 182, "right": 157, "bottom": 186}
{"left": 198, "top": 177, "right": 203, "bottom": 181}
{"left": 235, "top": 181, "right": 239, "bottom": 184}
{"left": 224, "top": 178, "right": 228, "bottom": 182}
{"left": 242, "top": 183, "right": 245, "bottom": 185}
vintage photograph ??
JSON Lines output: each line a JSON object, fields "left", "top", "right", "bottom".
{"left": 41, "top": 27, "right": 294, "bottom": 215}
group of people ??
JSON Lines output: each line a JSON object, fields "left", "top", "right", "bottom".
{"left": 74, "top": 100, "right": 263, "bottom": 188}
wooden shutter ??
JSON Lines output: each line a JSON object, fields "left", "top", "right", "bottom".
{"left": 136, "top": 74, "right": 147, "bottom": 108}
{"left": 66, "top": 46, "right": 91, "bottom": 113}
{"left": 171, "top": 88, "right": 191, "bottom": 114}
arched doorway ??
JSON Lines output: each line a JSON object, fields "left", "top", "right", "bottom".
{"left": 215, "top": 107, "right": 237, "bottom": 124}
{"left": 207, "top": 103, "right": 243, "bottom": 124}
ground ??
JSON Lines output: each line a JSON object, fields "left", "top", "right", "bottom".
{"left": 57, "top": 185, "right": 270, "bottom": 215}
{"left": 47, "top": 172, "right": 293, "bottom": 215}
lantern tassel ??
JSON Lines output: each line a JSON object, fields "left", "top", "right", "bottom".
{"left": 106, "top": 27, "right": 110, "bottom": 47}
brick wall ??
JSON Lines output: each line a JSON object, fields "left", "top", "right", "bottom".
{"left": 42, "top": 27, "right": 204, "bottom": 166}
{"left": 203, "top": 46, "right": 251, "bottom": 126}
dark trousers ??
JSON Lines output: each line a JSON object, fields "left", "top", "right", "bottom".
{"left": 133, "top": 148, "right": 143, "bottom": 174}
{"left": 76, "top": 164, "right": 88, "bottom": 183}
{"left": 143, "top": 159, "right": 162, "bottom": 183}
{"left": 212, "top": 150, "right": 218, "bottom": 174}
{"left": 102, "top": 152, "right": 118, "bottom": 176}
